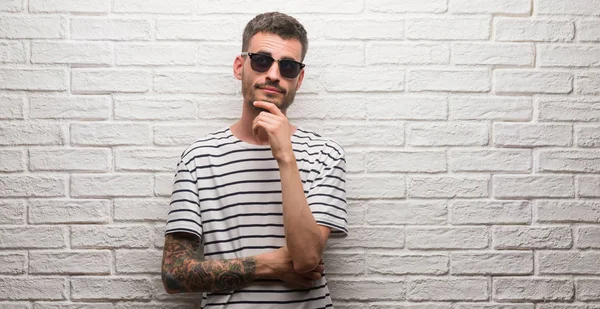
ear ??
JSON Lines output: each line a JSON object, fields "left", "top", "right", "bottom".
{"left": 295, "top": 68, "right": 305, "bottom": 90}
{"left": 233, "top": 55, "right": 243, "bottom": 80}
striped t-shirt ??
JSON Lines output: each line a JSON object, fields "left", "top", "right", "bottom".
{"left": 165, "top": 126, "right": 348, "bottom": 309}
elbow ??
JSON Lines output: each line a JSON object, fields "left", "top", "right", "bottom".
{"left": 292, "top": 253, "right": 322, "bottom": 274}
{"left": 161, "top": 267, "right": 183, "bottom": 294}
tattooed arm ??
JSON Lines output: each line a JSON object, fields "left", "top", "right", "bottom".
{"left": 161, "top": 232, "right": 324, "bottom": 294}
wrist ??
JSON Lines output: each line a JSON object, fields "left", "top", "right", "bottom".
{"left": 275, "top": 151, "right": 296, "bottom": 166}
{"left": 254, "top": 252, "right": 274, "bottom": 279}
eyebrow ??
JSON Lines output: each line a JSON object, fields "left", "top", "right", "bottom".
{"left": 256, "top": 50, "right": 299, "bottom": 62}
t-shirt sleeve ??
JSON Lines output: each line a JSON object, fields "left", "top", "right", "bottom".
{"left": 306, "top": 143, "right": 348, "bottom": 237}
{"left": 164, "top": 159, "right": 202, "bottom": 240}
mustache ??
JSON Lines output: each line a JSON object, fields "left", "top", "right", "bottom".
{"left": 255, "top": 82, "right": 286, "bottom": 94}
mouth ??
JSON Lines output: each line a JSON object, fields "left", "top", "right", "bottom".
{"left": 260, "top": 87, "right": 283, "bottom": 94}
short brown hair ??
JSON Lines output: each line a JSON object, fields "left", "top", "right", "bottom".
{"left": 242, "top": 12, "right": 308, "bottom": 61}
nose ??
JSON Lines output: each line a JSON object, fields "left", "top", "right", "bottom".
{"left": 265, "top": 60, "right": 281, "bottom": 82}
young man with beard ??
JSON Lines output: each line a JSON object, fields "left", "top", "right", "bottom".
{"left": 161, "top": 12, "right": 348, "bottom": 308}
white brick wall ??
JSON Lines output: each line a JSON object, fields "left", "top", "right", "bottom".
{"left": 0, "top": 0, "right": 599, "bottom": 307}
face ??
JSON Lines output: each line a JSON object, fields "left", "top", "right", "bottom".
{"left": 234, "top": 32, "right": 305, "bottom": 113}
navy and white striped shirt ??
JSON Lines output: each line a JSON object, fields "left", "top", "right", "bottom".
{"left": 165, "top": 126, "right": 348, "bottom": 309}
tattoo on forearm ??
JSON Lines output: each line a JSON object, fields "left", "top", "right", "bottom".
{"left": 162, "top": 234, "right": 257, "bottom": 293}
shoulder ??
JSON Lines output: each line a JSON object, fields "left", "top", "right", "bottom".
{"left": 295, "top": 127, "right": 345, "bottom": 161}
{"left": 179, "top": 127, "right": 233, "bottom": 164}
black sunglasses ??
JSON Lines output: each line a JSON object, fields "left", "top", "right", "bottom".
{"left": 241, "top": 52, "right": 305, "bottom": 79}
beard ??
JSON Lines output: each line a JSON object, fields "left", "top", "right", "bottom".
{"left": 241, "top": 70, "right": 297, "bottom": 113}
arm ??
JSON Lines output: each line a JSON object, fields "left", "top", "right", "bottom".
{"left": 161, "top": 232, "right": 324, "bottom": 294}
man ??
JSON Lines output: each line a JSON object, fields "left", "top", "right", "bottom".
{"left": 161, "top": 12, "right": 348, "bottom": 308}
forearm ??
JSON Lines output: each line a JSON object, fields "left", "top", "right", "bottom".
{"left": 278, "top": 158, "right": 324, "bottom": 273}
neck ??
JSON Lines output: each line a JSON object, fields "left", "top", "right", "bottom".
{"left": 230, "top": 100, "right": 296, "bottom": 146}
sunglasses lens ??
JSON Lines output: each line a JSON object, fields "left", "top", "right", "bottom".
{"left": 279, "top": 60, "right": 301, "bottom": 78}
{"left": 249, "top": 54, "right": 273, "bottom": 72}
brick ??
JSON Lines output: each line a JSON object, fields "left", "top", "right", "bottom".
{"left": 408, "top": 278, "right": 488, "bottom": 301}
{"left": 366, "top": 96, "right": 447, "bottom": 120}
{"left": 347, "top": 175, "right": 405, "bottom": 199}
{"left": 539, "top": 150, "right": 600, "bottom": 173}
{"left": 576, "top": 72, "right": 600, "bottom": 95}
{"left": 452, "top": 251, "right": 532, "bottom": 275}
{"left": 366, "top": 201, "right": 447, "bottom": 225}
{"left": 0, "top": 303, "right": 29, "bottom": 309}
{"left": 346, "top": 151, "right": 365, "bottom": 173}
{"left": 197, "top": 42, "right": 244, "bottom": 66}
{"left": 30, "top": 0, "right": 109, "bottom": 12}
{"left": 154, "top": 71, "right": 237, "bottom": 94}
{"left": 115, "top": 148, "right": 180, "bottom": 172}
{"left": 494, "top": 123, "right": 572, "bottom": 147}
{"left": 539, "top": 98, "right": 600, "bottom": 121}
{"left": 408, "top": 123, "right": 488, "bottom": 146}
{"left": 323, "top": 19, "right": 404, "bottom": 40}
{"left": 540, "top": 45, "right": 600, "bottom": 67}
{"left": 0, "top": 96, "right": 23, "bottom": 119}
{"left": 347, "top": 201, "right": 366, "bottom": 225}
{"left": 538, "top": 305, "right": 597, "bottom": 309}
{"left": 409, "top": 176, "right": 489, "bottom": 198}
{"left": 114, "top": 198, "right": 169, "bottom": 221}
{"left": 0, "top": 68, "right": 67, "bottom": 91}
{"left": 0, "top": 176, "right": 66, "bottom": 198}
{"left": 407, "top": 17, "right": 490, "bottom": 40}
{"left": 494, "top": 278, "right": 573, "bottom": 301}
{"left": 305, "top": 43, "right": 365, "bottom": 66}
{"left": 366, "top": 151, "right": 446, "bottom": 173}
{"left": 115, "top": 43, "right": 196, "bottom": 66}
{"left": 322, "top": 251, "right": 365, "bottom": 275}
{"left": 0, "top": 123, "right": 63, "bottom": 145}
{"left": 494, "top": 70, "right": 572, "bottom": 94}
{"left": 408, "top": 69, "right": 490, "bottom": 92}
{"left": 0, "top": 253, "right": 25, "bottom": 274}
{"left": 495, "top": 175, "right": 574, "bottom": 198}
{"left": 580, "top": 20, "right": 600, "bottom": 41}
{"left": 156, "top": 18, "right": 240, "bottom": 41}
{"left": 30, "top": 148, "right": 110, "bottom": 172}
{"left": 579, "top": 176, "right": 600, "bottom": 197}
{"left": 539, "top": 251, "right": 600, "bottom": 275}
{"left": 538, "top": 200, "right": 600, "bottom": 223}
{"left": 366, "top": 0, "right": 446, "bottom": 12}
{"left": 71, "top": 18, "right": 151, "bottom": 40}
{"left": 0, "top": 150, "right": 24, "bottom": 172}
{"left": 29, "top": 251, "right": 111, "bottom": 274}
{"left": 328, "top": 227, "right": 404, "bottom": 249}
{"left": 576, "top": 226, "right": 600, "bottom": 248}
{"left": 0, "top": 0, "right": 22, "bottom": 12}
{"left": 71, "top": 174, "right": 153, "bottom": 198}
{"left": 322, "top": 67, "right": 404, "bottom": 92}
{"left": 328, "top": 279, "right": 405, "bottom": 301}
{"left": 34, "top": 303, "right": 114, "bottom": 309}
{"left": 71, "top": 123, "right": 150, "bottom": 146}
{"left": 315, "top": 122, "right": 404, "bottom": 146}
{"left": 495, "top": 18, "right": 574, "bottom": 42}
{"left": 576, "top": 279, "right": 600, "bottom": 301}
{"left": 367, "top": 42, "right": 448, "bottom": 65}
{"left": 576, "top": 125, "right": 600, "bottom": 146}
{"left": 450, "top": 96, "right": 532, "bottom": 121}
{"left": 199, "top": 0, "right": 363, "bottom": 13}
{"left": 289, "top": 95, "right": 368, "bottom": 120}
{"left": 0, "top": 200, "right": 25, "bottom": 224}
{"left": 449, "top": 149, "right": 531, "bottom": 172}
{"left": 32, "top": 41, "right": 111, "bottom": 65}
{"left": 71, "top": 277, "right": 151, "bottom": 300}
{"left": 0, "top": 227, "right": 65, "bottom": 249}
{"left": 454, "top": 305, "right": 533, "bottom": 309}
{"left": 71, "top": 225, "right": 152, "bottom": 249}
{"left": 452, "top": 43, "right": 534, "bottom": 66}
{"left": 72, "top": 69, "right": 151, "bottom": 93}
{"left": 30, "top": 95, "right": 110, "bottom": 120}
{"left": 114, "top": 96, "right": 197, "bottom": 120}
{"left": 493, "top": 226, "right": 572, "bottom": 249}
{"left": 368, "top": 254, "right": 448, "bottom": 275}
{"left": 451, "top": 200, "right": 531, "bottom": 224}
{"left": 0, "top": 41, "right": 25, "bottom": 63}
{"left": 536, "top": 0, "right": 600, "bottom": 16}
{"left": 154, "top": 173, "right": 172, "bottom": 197}
{"left": 0, "top": 16, "right": 64, "bottom": 39}
{"left": 0, "top": 277, "right": 66, "bottom": 300}
{"left": 28, "top": 199, "right": 110, "bottom": 224}
{"left": 115, "top": 250, "right": 162, "bottom": 274}
{"left": 113, "top": 0, "right": 193, "bottom": 13}
{"left": 450, "top": 0, "right": 531, "bottom": 13}
{"left": 407, "top": 227, "right": 488, "bottom": 249}
{"left": 153, "top": 124, "right": 230, "bottom": 146}
{"left": 152, "top": 225, "right": 166, "bottom": 248}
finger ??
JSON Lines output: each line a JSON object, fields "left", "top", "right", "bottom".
{"left": 301, "top": 271, "right": 321, "bottom": 280}
{"left": 253, "top": 101, "right": 284, "bottom": 117}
